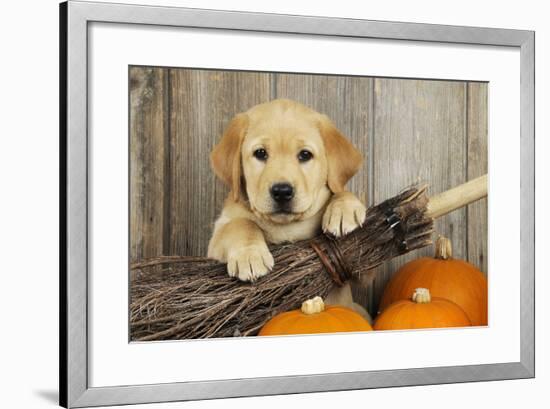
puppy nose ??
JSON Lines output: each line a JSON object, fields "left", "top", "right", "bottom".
{"left": 270, "top": 183, "right": 294, "bottom": 203}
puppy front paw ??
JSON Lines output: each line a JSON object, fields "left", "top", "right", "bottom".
{"left": 322, "top": 193, "right": 367, "bottom": 237}
{"left": 226, "top": 243, "right": 275, "bottom": 282}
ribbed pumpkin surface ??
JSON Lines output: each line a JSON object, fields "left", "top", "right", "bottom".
{"left": 259, "top": 305, "right": 373, "bottom": 336}
{"left": 379, "top": 257, "right": 488, "bottom": 326}
{"left": 374, "top": 296, "right": 471, "bottom": 330}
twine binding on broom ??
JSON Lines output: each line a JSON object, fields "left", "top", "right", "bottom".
{"left": 310, "top": 238, "right": 351, "bottom": 286}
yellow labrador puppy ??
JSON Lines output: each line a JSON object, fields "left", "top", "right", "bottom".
{"left": 207, "top": 99, "right": 369, "bottom": 318}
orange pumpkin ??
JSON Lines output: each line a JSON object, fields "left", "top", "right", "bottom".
{"left": 374, "top": 288, "right": 471, "bottom": 330}
{"left": 259, "top": 296, "right": 373, "bottom": 336}
{"left": 379, "top": 236, "right": 488, "bottom": 326}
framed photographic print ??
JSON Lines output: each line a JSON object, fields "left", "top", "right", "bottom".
{"left": 60, "top": 1, "right": 535, "bottom": 407}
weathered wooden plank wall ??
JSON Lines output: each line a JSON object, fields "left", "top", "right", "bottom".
{"left": 129, "top": 67, "right": 168, "bottom": 261}
{"left": 467, "top": 83, "right": 489, "bottom": 274}
{"left": 129, "top": 66, "right": 487, "bottom": 316}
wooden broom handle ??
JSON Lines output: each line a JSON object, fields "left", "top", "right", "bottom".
{"left": 426, "top": 174, "right": 488, "bottom": 219}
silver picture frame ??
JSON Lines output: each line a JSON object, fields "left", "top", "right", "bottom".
{"left": 60, "top": 1, "right": 535, "bottom": 407}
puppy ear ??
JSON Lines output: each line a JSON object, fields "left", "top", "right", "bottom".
{"left": 318, "top": 114, "right": 363, "bottom": 193}
{"left": 210, "top": 113, "right": 249, "bottom": 201}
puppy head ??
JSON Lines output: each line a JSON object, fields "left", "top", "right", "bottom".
{"left": 211, "top": 99, "right": 362, "bottom": 224}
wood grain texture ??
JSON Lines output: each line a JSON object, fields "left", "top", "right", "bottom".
{"left": 370, "top": 78, "right": 467, "bottom": 313}
{"left": 275, "top": 73, "right": 374, "bottom": 305}
{"left": 467, "top": 83, "right": 488, "bottom": 274}
{"left": 168, "top": 69, "right": 273, "bottom": 256}
{"left": 129, "top": 67, "right": 168, "bottom": 262}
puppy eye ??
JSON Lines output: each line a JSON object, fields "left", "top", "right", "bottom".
{"left": 253, "top": 148, "right": 268, "bottom": 161}
{"left": 298, "top": 149, "right": 313, "bottom": 162}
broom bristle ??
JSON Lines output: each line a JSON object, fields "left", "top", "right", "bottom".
{"left": 130, "top": 185, "right": 433, "bottom": 340}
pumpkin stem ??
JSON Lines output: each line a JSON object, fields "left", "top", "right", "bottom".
{"left": 435, "top": 235, "right": 453, "bottom": 259}
{"left": 301, "top": 296, "right": 325, "bottom": 315}
{"left": 412, "top": 288, "right": 431, "bottom": 303}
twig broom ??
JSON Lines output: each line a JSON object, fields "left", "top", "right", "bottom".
{"left": 130, "top": 175, "right": 487, "bottom": 340}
